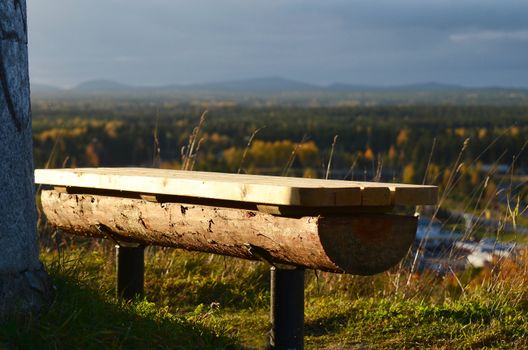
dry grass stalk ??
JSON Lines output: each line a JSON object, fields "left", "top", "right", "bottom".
{"left": 407, "top": 138, "right": 471, "bottom": 285}
{"left": 181, "top": 111, "right": 207, "bottom": 171}
{"left": 282, "top": 134, "right": 309, "bottom": 177}
{"left": 372, "top": 156, "right": 383, "bottom": 182}
{"left": 422, "top": 137, "right": 437, "bottom": 185}
{"left": 237, "top": 127, "right": 264, "bottom": 174}
{"left": 152, "top": 111, "right": 161, "bottom": 168}
{"left": 325, "top": 135, "right": 339, "bottom": 180}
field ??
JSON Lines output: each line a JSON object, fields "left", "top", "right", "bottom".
{"left": 2, "top": 95, "right": 528, "bottom": 348}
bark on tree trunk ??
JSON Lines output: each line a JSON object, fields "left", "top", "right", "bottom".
{"left": 41, "top": 190, "right": 418, "bottom": 275}
{"left": 0, "top": 0, "right": 50, "bottom": 319}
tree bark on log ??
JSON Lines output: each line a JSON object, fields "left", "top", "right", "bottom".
{"left": 42, "top": 190, "right": 417, "bottom": 275}
{"left": 0, "top": 0, "right": 50, "bottom": 319}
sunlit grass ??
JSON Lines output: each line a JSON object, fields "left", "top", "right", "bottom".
{"left": 0, "top": 242, "right": 238, "bottom": 349}
{"left": 1, "top": 236, "right": 526, "bottom": 349}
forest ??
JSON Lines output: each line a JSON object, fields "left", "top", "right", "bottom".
{"left": 32, "top": 99, "right": 528, "bottom": 206}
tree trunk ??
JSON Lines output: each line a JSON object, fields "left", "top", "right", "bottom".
{"left": 0, "top": 0, "right": 50, "bottom": 319}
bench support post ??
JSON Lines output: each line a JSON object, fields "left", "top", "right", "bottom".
{"left": 269, "top": 266, "right": 305, "bottom": 350}
{"left": 115, "top": 244, "right": 144, "bottom": 299}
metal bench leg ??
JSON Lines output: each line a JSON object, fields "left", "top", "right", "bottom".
{"left": 269, "top": 266, "right": 305, "bottom": 350}
{"left": 115, "top": 244, "right": 144, "bottom": 300}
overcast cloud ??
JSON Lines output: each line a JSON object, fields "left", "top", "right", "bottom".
{"left": 27, "top": 0, "right": 528, "bottom": 87}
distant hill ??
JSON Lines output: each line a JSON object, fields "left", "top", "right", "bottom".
{"left": 186, "top": 77, "right": 319, "bottom": 92}
{"left": 30, "top": 77, "right": 528, "bottom": 106}
{"left": 31, "top": 83, "right": 63, "bottom": 95}
{"left": 327, "top": 82, "right": 468, "bottom": 92}
{"left": 73, "top": 79, "right": 137, "bottom": 93}
{"left": 388, "top": 82, "right": 468, "bottom": 92}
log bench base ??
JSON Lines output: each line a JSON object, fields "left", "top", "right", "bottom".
{"left": 41, "top": 190, "right": 417, "bottom": 275}
{"left": 41, "top": 189, "right": 419, "bottom": 349}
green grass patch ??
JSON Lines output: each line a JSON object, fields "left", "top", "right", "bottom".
{"left": 1, "top": 239, "right": 527, "bottom": 349}
{"left": 0, "top": 244, "right": 238, "bottom": 349}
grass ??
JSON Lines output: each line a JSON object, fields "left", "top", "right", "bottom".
{"left": 1, "top": 242, "right": 238, "bottom": 349}
{"left": 5, "top": 114, "right": 527, "bottom": 348}
{"left": 1, "top": 235, "right": 527, "bottom": 349}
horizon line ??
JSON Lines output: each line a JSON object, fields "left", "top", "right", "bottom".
{"left": 30, "top": 76, "right": 528, "bottom": 91}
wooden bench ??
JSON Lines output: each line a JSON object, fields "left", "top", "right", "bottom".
{"left": 35, "top": 168, "right": 437, "bottom": 349}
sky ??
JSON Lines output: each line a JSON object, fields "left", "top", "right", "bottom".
{"left": 27, "top": 0, "right": 528, "bottom": 88}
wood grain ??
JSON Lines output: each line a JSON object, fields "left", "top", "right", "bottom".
{"left": 41, "top": 190, "right": 418, "bottom": 275}
{"left": 35, "top": 168, "right": 437, "bottom": 207}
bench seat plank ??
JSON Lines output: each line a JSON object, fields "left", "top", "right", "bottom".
{"left": 35, "top": 168, "right": 437, "bottom": 207}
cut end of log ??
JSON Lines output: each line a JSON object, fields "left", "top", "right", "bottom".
{"left": 318, "top": 214, "right": 417, "bottom": 275}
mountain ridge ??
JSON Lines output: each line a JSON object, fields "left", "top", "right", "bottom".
{"left": 32, "top": 77, "right": 528, "bottom": 95}
{"left": 30, "top": 77, "right": 528, "bottom": 106}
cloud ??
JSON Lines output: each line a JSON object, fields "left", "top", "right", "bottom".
{"left": 112, "top": 56, "right": 142, "bottom": 64}
{"left": 26, "top": 0, "right": 528, "bottom": 87}
{"left": 450, "top": 30, "right": 528, "bottom": 43}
